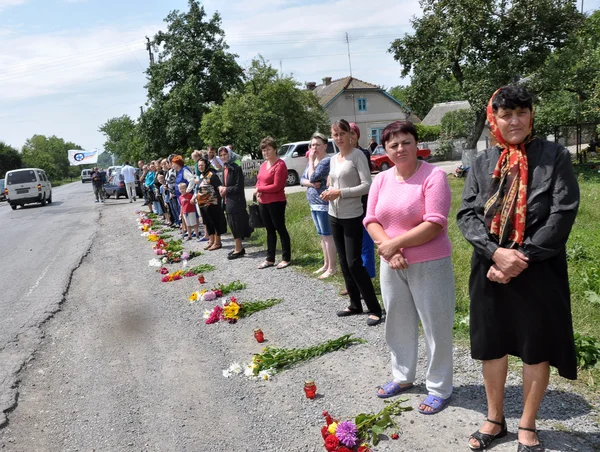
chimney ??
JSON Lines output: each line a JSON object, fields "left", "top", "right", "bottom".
{"left": 306, "top": 82, "right": 316, "bottom": 90}
{"left": 322, "top": 77, "right": 332, "bottom": 86}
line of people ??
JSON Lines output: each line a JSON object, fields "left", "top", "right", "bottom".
{"left": 125, "top": 85, "right": 577, "bottom": 452}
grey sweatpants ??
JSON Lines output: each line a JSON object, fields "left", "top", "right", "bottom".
{"left": 380, "top": 256, "right": 455, "bottom": 399}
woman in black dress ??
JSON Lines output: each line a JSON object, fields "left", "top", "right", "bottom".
{"left": 218, "top": 147, "right": 253, "bottom": 260}
{"left": 457, "top": 86, "right": 579, "bottom": 452}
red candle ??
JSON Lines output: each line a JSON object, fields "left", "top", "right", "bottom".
{"left": 304, "top": 379, "right": 317, "bottom": 399}
{"left": 198, "top": 275, "right": 205, "bottom": 284}
{"left": 254, "top": 329, "right": 264, "bottom": 343}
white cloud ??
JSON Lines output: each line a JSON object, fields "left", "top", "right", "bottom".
{"left": 0, "top": 25, "right": 156, "bottom": 101}
{"left": 0, "top": 0, "right": 27, "bottom": 12}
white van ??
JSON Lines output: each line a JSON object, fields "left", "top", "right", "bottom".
{"left": 5, "top": 168, "right": 52, "bottom": 210}
{"left": 278, "top": 139, "right": 338, "bottom": 185}
{"left": 81, "top": 169, "right": 92, "bottom": 183}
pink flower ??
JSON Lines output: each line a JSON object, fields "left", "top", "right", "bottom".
{"left": 202, "top": 291, "right": 216, "bottom": 301}
{"left": 205, "top": 305, "right": 223, "bottom": 324}
{"left": 159, "top": 267, "right": 169, "bottom": 275}
{"left": 230, "top": 296, "right": 237, "bottom": 303}
{"left": 161, "top": 276, "right": 169, "bottom": 283}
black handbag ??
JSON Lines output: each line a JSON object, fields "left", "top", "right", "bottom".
{"left": 248, "top": 196, "right": 264, "bottom": 228}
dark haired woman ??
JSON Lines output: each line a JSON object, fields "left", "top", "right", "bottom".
{"left": 218, "top": 148, "right": 252, "bottom": 260}
{"left": 255, "top": 136, "right": 291, "bottom": 269}
{"left": 365, "top": 120, "right": 454, "bottom": 414}
{"left": 321, "top": 119, "right": 382, "bottom": 326}
{"left": 457, "top": 86, "right": 579, "bottom": 452}
{"left": 196, "top": 158, "right": 227, "bottom": 251}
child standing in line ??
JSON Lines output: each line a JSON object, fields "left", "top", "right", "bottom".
{"left": 178, "top": 182, "right": 199, "bottom": 241}
{"left": 157, "top": 174, "right": 171, "bottom": 225}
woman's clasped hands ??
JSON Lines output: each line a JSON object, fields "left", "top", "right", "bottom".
{"left": 487, "top": 248, "right": 529, "bottom": 284}
{"left": 375, "top": 238, "right": 409, "bottom": 270}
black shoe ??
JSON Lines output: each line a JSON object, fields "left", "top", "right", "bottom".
{"left": 516, "top": 427, "right": 543, "bottom": 452}
{"left": 336, "top": 308, "right": 362, "bottom": 317}
{"left": 469, "top": 417, "right": 508, "bottom": 450}
{"left": 227, "top": 248, "right": 245, "bottom": 260}
{"left": 366, "top": 316, "right": 383, "bottom": 326}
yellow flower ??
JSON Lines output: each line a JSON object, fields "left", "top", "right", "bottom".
{"left": 223, "top": 301, "right": 240, "bottom": 320}
{"left": 189, "top": 292, "right": 198, "bottom": 302}
{"left": 328, "top": 422, "right": 338, "bottom": 435}
{"left": 148, "top": 234, "right": 158, "bottom": 242}
{"left": 222, "top": 301, "right": 240, "bottom": 319}
{"left": 199, "top": 289, "right": 207, "bottom": 295}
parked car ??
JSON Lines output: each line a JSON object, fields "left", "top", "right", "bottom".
{"left": 81, "top": 169, "right": 92, "bottom": 183}
{"left": 0, "top": 179, "right": 5, "bottom": 202}
{"left": 277, "top": 139, "right": 338, "bottom": 186}
{"left": 370, "top": 145, "right": 431, "bottom": 172}
{"left": 5, "top": 168, "right": 52, "bottom": 210}
{"left": 104, "top": 169, "right": 143, "bottom": 199}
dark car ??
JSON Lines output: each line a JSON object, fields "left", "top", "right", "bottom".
{"left": 104, "top": 170, "right": 143, "bottom": 199}
{"left": 0, "top": 179, "right": 5, "bottom": 202}
{"left": 370, "top": 145, "right": 431, "bottom": 172}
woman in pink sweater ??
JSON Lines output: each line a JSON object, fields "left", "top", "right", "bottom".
{"left": 254, "top": 137, "right": 291, "bottom": 269}
{"left": 364, "top": 120, "right": 455, "bottom": 415}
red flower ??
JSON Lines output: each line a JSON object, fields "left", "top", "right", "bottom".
{"left": 198, "top": 275, "right": 205, "bottom": 284}
{"left": 324, "top": 434, "right": 340, "bottom": 451}
{"left": 214, "top": 289, "right": 223, "bottom": 297}
{"left": 321, "top": 426, "right": 329, "bottom": 439}
{"left": 325, "top": 414, "right": 334, "bottom": 426}
{"left": 322, "top": 411, "right": 329, "bottom": 417}
{"left": 161, "top": 276, "right": 169, "bottom": 283}
{"left": 357, "top": 447, "right": 371, "bottom": 452}
{"left": 159, "top": 267, "right": 169, "bottom": 275}
{"left": 391, "top": 433, "right": 399, "bottom": 440}
{"left": 230, "top": 296, "right": 237, "bottom": 303}
{"left": 337, "top": 447, "right": 353, "bottom": 452}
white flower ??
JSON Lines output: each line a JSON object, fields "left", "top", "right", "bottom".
{"left": 222, "top": 369, "right": 232, "bottom": 378}
{"left": 141, "top": 232, "right": 150, "bottom": 237}
{"left": 244, "top": 364, "right": 255, "bottom": 377}
{"left": 258, "top": 369, "right": 273, "bottom": 381}
{"left": 228, "top": 363, "right": 243, "bottom": 374}
{"left": 148, "top": 258, "right": 162, "bottom": 267}
{"left": 202, "top": 310, "right": 211, "bottom": 319}
{"left": 162, "top": 257, "right": 167, "bottom": 264}
{"left": 182, "top": 260, "right": 188, "bottom": 268}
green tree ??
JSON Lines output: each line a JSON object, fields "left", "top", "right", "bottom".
{"left": 0, "top": 142, "right": 22, "bottom": 178}
{"left": 99, "top": 115, "right": 144, "bottom": 163}
{"left": 200, "top": 57, "right": 330, "bottom": 159}
{"left": 390, "top": 0, "right": 583, "bottom": 149}
{"left": 532, "top": 10, "right": 600, "bottom": 135}
{"left": 389, "top": 78, "right": 462, "bottom": 120}
{"left": 440, "top": 109, "right": 476, "bottom": 139}
{"left": 21, "top": 135, "right": 83, "bottom": 181}
{"left": 142, "top": 0, "right": 243, "bottom": 155}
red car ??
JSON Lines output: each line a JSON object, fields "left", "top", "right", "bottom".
{"left": 370, "top": 145, "right": 431, "bottom": 172}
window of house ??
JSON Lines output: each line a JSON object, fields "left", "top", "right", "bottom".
{"left": 357, "top": 98, "right": 367, "bottom": 112}
{"left": 370, "top": 128, "right": 384, "bottom": 145}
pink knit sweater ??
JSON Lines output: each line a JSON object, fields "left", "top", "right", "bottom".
{"left": 363, "top": 162, "right": 452, "bottom": 264}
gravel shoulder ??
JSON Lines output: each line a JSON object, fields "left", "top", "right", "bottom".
{"left": 0, "top": 200, "right": 599, "bottom": 451}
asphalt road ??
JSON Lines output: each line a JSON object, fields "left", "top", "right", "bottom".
{"left": 0, "top": 181, "right": 100, "bottom": 427}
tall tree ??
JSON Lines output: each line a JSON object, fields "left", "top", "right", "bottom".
{"left": 21, "top": 135, "right": 82, "bottom": 180}
{"left": 0, "top": 142, "right": 22, "bottom": 178}
{"left": 142, "top": 0, "right": 243, "bottom": 155}
{"left": 99, "top": 115, "right": 144, "bottom": 163}
{"left": 389, "top": 78, "right": 462, "bottom": 120}
{"left": 390, "top": 0, "right": 583, "bottom": 149}
{"left": 199, "top": 57, "right": 330, "bottom": 159}
{"left": 532, "top": 10, "right": 600, "bottom": 135}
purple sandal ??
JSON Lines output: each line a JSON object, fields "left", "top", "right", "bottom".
{"left": 376, "top": 381, "right": 414, "bottom": 399}
{"left": 418, "top": 394, "right": 452, "bottom": 414}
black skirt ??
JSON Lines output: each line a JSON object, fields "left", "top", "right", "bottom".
{"left": 469, "top": 248, "right": 577, "bottom": 380}
{"left": 226, "top": 210, "right": 253, "bottom": 240}
{"left": 202, "top": 204, "right": 227, "bottom": 236}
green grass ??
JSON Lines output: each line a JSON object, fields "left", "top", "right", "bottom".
{"left": 250, "top": 168, "right": 600, "bottom": 387}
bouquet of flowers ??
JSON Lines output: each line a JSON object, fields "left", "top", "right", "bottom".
{"left": 204, "top": 297, "right": 282, "bottom": 324}
{"left": 159, "top": 250, "right": 203, "bottom": 264}
{"left": 187, "top": 280, "right": 246, "bottom": 304}
{"left": 225, "top": 334, "right": 365, "bottom": 380}
{"left": 321, "top": 398, "right": 411, "bottom": 450}
{"left": 161, "top": 270, "right": 185, "bottom": 282}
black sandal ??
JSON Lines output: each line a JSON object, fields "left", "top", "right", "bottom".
{"left": 517, "top": 427, "right": 544, "bottom": 452}
{"left": 469, "top": 417, "right": 508, "bottom": 450}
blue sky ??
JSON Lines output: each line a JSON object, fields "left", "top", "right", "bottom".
{"left": 0, "top": 0, "right": 425, "bottom": 152}
{"left": 2, "top": 0, "right": 595, "bottom": 153}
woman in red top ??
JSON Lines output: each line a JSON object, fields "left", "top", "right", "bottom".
{"left": 254, "top": 137, "right": 291, "bottom": 269}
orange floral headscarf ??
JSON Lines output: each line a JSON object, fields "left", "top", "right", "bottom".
{"left": 483, "top": 88, "right": 534, "bottom": 247}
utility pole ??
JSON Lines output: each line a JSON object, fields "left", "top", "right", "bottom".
{"left": 279, "top": 60, "right": 283, "bottom": 78}
{"left": 140, "top": 106, "right": 144, "bottom": 116}
{"left": 345, "top": 32, "right": 353, "bottom": 79}
{"left": 145, "top": 36, "right": 155, "bottom": 66}
{"left": 581, "top": 0, "right": 583, "bottom": 13}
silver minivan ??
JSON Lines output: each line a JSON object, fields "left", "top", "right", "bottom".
{"left": 5, "top": 168, "right": 52, "bottom": 210}
{"left": 278, "top": 139, "right": 338, "bottom": 186}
